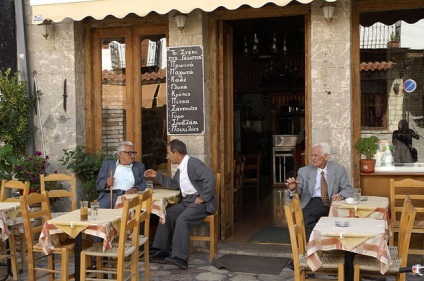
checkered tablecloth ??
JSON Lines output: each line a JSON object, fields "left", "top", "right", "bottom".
{"left": 0, "top": 202, "right": 24, "bottom": 241}
{"left": 306, "top": 217, "right": 392, "bottom": 274}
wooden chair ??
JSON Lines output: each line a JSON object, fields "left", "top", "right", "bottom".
{"left": 354, "top": 196, "right": 417, "bottom": 281}
{"left": 242, "top": 153, "right": 261, "bottom": 205}
{"left": 284, "top": 193, "right": 344, "bottom": 281}
{"left": 389, "top": 178, "right": 424, "bottom": 257}
{"left": 190, "top": 172, "right": 221, "bottom": 261}
{"left": 0, "top": 215, "right": 19, "bottom": 280}
{"left": 136, "top": 189, "right": 153, "bottom": 281}
{"left": 0, "top": 179, "right": 30, "bottom": 272}
{"left": 20, "top": 191, "right": 76, "bottom": 281}
{"left": 40, "top": 173, "right": 77, "bottom": 211}
{"left": 0, "top": 179, "right": 30, "bottom": 201}
{"left": 80, "top": 193, "right": 144, "bottom": 281}
{"left": 233, "top": 156, "right": 244, "bottom": 220}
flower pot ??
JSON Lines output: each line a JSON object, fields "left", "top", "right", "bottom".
{"left": 360, "top": 159, "right": 376, "bottom": 174}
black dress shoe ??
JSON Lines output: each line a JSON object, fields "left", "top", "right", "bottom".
{"left": 286, "top": 259, "right": 294, "bottom": 270}
{"left": 149, "top": 249, "right": 169, "bottom": 263}
{"left": 164, "top": 256, "right": 188, "bottom": 270}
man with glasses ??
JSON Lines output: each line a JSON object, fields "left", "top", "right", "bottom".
{"left": 96, "top": 140, "right": 147, "bottom": 208}
{"left": 285, "top": 142, "right": 354, "bottom": 270}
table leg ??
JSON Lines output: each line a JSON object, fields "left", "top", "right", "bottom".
{"left": 344, "top": 252, "right": 355, "bottom": 281}
{"left": 75, "top": 233, "right": 82, "bottom": 281}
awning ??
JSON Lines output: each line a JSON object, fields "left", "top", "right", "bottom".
{"left": 31, "top": 0, "right": 315, "bottom": 24}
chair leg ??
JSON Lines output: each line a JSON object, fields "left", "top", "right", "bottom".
{"left": 144, "top": 244, "right": 150, "bottom": 281}
{"left": 7, "top": 232, "right": 19, "bottom": 281}
{"left": 19, "top": 233, "right": 27, "bottom": 270}
{"left": 354, "top": 264, "right": 360, "bottom": 281}
{"left": 209, "top": 219, "right": 215, "bottom": 261}
{"left": 61, "top": 248, "right": 69, "bottom": 281}
{"left": 338, "top": 263, "right": 344, "bottom": 281}
{"left": 80, "top": 251, "right": 87, "bottom": 281}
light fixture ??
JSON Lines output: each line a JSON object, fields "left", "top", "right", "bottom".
{"left": 174, "top": 13, "right": 188, "bottom": 32}
{"left": 321, "top": 2, "right": 337, "bottom": 24}
{"left": 38, "top": 19, "right": 53, "bottom": 40}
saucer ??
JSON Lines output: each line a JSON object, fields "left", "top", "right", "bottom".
{"left": 345, "top": 200, "right": 358, "bottom": 205}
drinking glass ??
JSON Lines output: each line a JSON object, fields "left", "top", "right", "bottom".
{"left": 80, "top": 201, "right": 88, "bottom": 221}
{"left": 354, "top": 188, "right": 362, "bottom": 202}
{"left": 146, "top": 180, "right": 154, "bottom": 189}
{"left": 91, "top": 202, "right": 99, "bottom": 219}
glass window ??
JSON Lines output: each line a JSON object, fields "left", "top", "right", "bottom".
{"left": 360, "top": 9, "right": 424, "bottom": 165}
{"left": 101, "top": 37, "right": 126, "bottom": 154}
{"left": 140, "top": 35, "right": 168, "bottom": 173}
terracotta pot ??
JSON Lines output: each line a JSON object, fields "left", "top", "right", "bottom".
{"left": 360, "top": 159, "right": 376, "bottom": 174}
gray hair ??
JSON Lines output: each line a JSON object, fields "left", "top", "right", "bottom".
{"left": 313, "top": 142, "right": 331, "bottom": 156}
{"left": 117, "top": 141, "right": 134, "bottom": 152}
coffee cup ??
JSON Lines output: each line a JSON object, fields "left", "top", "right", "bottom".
{"left": 346, "top": 197, "right": 356, "bottom": 204}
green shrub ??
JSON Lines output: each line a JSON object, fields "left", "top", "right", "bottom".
{"left": 0, "top": 69, "right": 40, "bottom": 155}
{"left": 59, "top": 145, "right": 114, "bottom": 202}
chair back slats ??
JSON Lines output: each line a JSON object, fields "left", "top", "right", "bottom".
{"left": 397, "top": 196, "right": 417, "bottom": 268}
{"left": 389, "top": 178, "right": 424, "bottom": 254}
{"left": 40, "top": 173, "right": 77, "bottom": 211}
{"left": 0, "top": 180, "right": 30, "bottom": 201}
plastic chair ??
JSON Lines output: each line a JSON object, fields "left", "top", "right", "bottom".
{"left": 20, "top": 191, "right": 76, "bottom": 281}
{"left": 284, "top": 194, "right": 345, "bottom": 281}
{"left": 190, "top": 172, "right": 221, "bottom": 261}
{"left": 80, "top": 193, "right": 144, "bottom": 281}
{"left": 0, "top": 179, "right": 30, "bottom": 272}
{"left": 40, "top": 173, "right": 77, "bottom": 211}
{"left": 389, "top": 178, "right": 424, "bottom": 258}
{"left": 354, "top": 196, "right": 417, "bottom": 281}
{"left": 242, "top": 153, "right": 261, "bottom": 205}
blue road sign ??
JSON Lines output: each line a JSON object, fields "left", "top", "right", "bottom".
{"left": 403, "top": 79, "right": 417, "bottom": 93}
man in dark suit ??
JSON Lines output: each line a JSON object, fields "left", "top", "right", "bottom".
{"left": 144, "top": 139, "right": 216, "bottom": 270}
{"left": 96, "top": 141, "right": 147, "bottom": 208}
{"left": 286, "top": 142, "right": 354, "bottom": 240}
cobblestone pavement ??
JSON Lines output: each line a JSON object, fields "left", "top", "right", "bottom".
{"left": 3, "top": 242, "right": 423, "bottom": 280}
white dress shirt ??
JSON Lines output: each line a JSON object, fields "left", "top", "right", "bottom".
{"left": 177, "top": 155, "right": 198, "bottom": 197}
{"left": 112, "top": 160, "right": 135, "bottom": 191}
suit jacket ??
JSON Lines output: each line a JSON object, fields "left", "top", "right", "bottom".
{"left": 96, "top": 160, "right": 147, "bottom": 197}
{"left": 295, "top": 161, "right": 354, "bottom": 208}
{"left": 155, "top": 156, "right": 216, "bottom": 214}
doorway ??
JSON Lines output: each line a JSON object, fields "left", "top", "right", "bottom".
{"left": 225, "top": 15, "right": 306, "bottom": 242}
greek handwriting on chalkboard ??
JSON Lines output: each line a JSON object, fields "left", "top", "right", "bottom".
{"left": 166, "top": 46, "right": 205, "bottom": 135}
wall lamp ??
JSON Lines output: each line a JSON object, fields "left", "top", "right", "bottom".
{"left": 174, "top": 13, "right": 188, "bottom": 32}
{"left": 38, "top": 19, "right": 53, "bottom": 40}
{"left": 321, "top": 1, "right": 337, "bottom": 24}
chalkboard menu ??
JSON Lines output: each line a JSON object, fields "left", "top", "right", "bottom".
{"left": 166, "top": 45, "right": 205, "bottom": 135}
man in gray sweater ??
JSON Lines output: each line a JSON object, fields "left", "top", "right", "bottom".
{"left": 144, "top": 139, "right": 216, "bottom": 270}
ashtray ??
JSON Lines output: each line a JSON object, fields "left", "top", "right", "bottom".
{"left": 335, "top": 221, "right": 349, "bottom": 227}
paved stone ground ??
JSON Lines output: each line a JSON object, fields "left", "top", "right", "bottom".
{"left": 3, "top": 242, "right": 423, "bottom": 280}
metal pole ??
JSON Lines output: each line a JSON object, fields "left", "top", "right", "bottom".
{"left": 15, "top": 0, "right": 35, "bottom": 155}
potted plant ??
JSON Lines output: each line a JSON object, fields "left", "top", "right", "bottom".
{"left": 387, "top": 31, "right": 399, "bottom": 48}
{"left": 59, "top": 145, "right": 114, "bottom": 202}
{"left": 356, "top": 135, "right": 379, "bottom": 174}
{"left": 13, "top": 151, "right": 50, "bottom": 193}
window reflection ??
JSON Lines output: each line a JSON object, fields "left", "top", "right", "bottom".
{"left": 101, "top": 37, "right": 126, "bottom": 154}
{"left": 140, "top": 36, "right": 168, "bottom": 174}
{"left": 360, "top": 10, "right": 424, "bottom": 165}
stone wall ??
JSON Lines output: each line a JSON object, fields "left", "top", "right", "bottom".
{"left": 310, "top": 0, "right": 353, "bottom": 176}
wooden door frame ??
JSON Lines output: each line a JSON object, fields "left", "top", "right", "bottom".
{"left": 351, "top": 0, "right": 424, "bottom": 188}
{"left": 209, "top": 4, "right": 312, "bottom": 240}
{"left": 83, "top": 15, "right": 168, "bottom": 157}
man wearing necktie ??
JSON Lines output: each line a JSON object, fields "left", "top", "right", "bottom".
{"left": 144, "top": 139, "right": 216, "bottom": 270}
{"left": 286, "top": 142, "right": 354, "bottom": 241}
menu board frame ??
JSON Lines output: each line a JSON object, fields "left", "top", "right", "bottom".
{"left": 166, "top": 45, "right": 205, "bottom": 135}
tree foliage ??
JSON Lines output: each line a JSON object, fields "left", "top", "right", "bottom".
{"left": 0, "top": 68, "right": 40, "bottom": 155}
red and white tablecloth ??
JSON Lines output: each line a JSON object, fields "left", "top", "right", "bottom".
{"left": 0, "top": 202, "right": 24, "bottom": 241}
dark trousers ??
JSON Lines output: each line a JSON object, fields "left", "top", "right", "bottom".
{"left": 303, "top": 197, "right": 330, "bottom": 241}
{"left": 152, "top": 197, "right": 208, "bottom": 260}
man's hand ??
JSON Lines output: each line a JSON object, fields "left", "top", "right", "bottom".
{"left": 106, "top": 177, "right": 114, "bottom": 188}
{"left": 286, "top": 177, "right": 298, "bottom": 191}
{"left": 125, "top": 187, "right": 138, "bottom": 195}
{"left": 195, "top": 197, "right": 204, "bottom": 204}
{"left": 144, "top": 169, "right": 157, "bottom": 178}
{"left": 331, "top": 193, "right": 343, "bottom": 202}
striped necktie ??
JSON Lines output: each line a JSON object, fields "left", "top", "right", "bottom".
{"left": 320, "top": 171, "right": 330, "bottom": 206}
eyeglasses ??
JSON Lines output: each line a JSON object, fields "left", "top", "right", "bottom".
{"left": 311, "top": 154, "right": 324, "bottom": 159}
{"left": 121, "top": 151, "right": 137, "bottom": 156}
